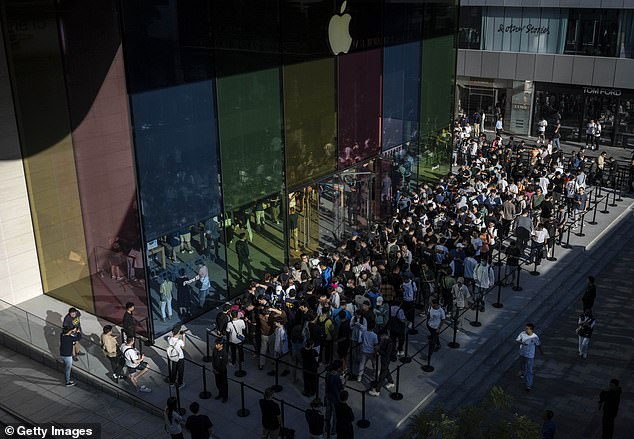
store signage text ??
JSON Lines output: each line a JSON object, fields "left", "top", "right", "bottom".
{"left": 497, "top": 23, "right": 550, "bottom": 35}
{"left": 583, "top": 87, "right": 621, "bottom": 96}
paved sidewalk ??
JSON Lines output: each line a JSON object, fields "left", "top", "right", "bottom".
{"left": 0, "top": 344, "right": 165, "bottom": 439}
{"left": 494, "top": 226, "right": 634, "bottom": 439}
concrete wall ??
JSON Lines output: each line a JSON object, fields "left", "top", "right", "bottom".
{"left": 457, "top": 49, "right": 634, "bottom": 89}
{"left": 0, "top": 22, "right": 44, "bottom": 305}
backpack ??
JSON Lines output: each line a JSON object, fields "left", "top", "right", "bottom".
{"left": 167, "top": 344, "right": 180, "bottom": 362}
{"left": 316, "top": 316, "right": 332, "bottom": 344}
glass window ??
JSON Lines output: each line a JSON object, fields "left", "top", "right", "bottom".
{"left": 621, "top": 11, "right": 634, "bottom": 58}
{"left": 564, "top": 9, "right": 619, "bottom": 57}
{"left": 337, "top": 49, "right": 382, "bottom": 169}
{"left": 458, "top": 6, "right": 482, "bottom": 50}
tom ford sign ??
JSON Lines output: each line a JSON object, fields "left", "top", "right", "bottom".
{"left": 497, "top": 24, "right": 550, "bottom": 35}
{"left": 583, "top": 87, "right": 622, "bottom": 96}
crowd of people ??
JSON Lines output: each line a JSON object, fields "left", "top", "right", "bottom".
{"left": 57, "top": 124, "right": 628, "bottom": 438}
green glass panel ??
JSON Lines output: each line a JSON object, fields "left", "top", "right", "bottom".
{"left": 283, "top": 58, "right": 337, "bottom": 189}
{"left": 217, "top": 67, "right": 285, "bottom": 210}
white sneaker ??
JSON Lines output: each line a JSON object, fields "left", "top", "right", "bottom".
{"left": 356, "top": 375, "right": 362, "bottom": 382}
{"left": 368, "top": 390, "right": 380, "bottom": 397}
{"left": 386, "top": 383, "right": 395, "bottom": 389}
{"left": 138, "top": 385, "right": 152, "bottom": 393}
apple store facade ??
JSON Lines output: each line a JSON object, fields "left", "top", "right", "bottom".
{"left": 0, "top": 0, "right": 458, "bottom": 339}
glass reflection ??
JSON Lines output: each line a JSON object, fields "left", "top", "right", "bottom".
{"left": 225, "top": 194, "right": 286, "bottom": 294}
{"left": 145, "top": 216, "right": 227, "bottom": 334}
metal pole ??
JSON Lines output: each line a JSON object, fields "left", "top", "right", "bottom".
{"left": 600, "top": 192, "right": 610, "bottom": 214}
{"left": 200, "top": 364, "right": 211, "bottom": 399}
{"left": 576, "top": 211, "right": 586, "bottom": 237}
{"left": 470, "top": 289, "right": 482, "bottom": 327}
{"left": 175, "top": 377, "right": 186, "bottom": 415}
{"left": 616, "top": 168, "right": 624, "bottom": 202}
{"left": 512, "top": 265, "right": 523, "bottom": 292}
{"left": 588, "top": 201, "right": 598, "bottom": 225}
{"left": 203, "top": 329, "right": 212, "bottom": 363}
{"left": 400, "top": 329, "right": 411, "bottom": 364}
{"left": 235, "top": 346, "right": 246, "bottom": 378}
{"left": 448, "top": 315, "right": 460, "bottom": 348}
{"left": 272, "top": 358, "right": 283, "bottom": 392}
{"left": 530, "top": 260, "right": 540, "bottom": 276}
{"left": 421, "top": 341, "right": 435, "bottom": 372}
{"left": 357, "top": 391, "right": 371, "bottom": 428}
{"left": 389, "top": 365, "right": 404, "bottom": 400}
{"left": 236, "top": 382, "right": 250, "bottom": 417}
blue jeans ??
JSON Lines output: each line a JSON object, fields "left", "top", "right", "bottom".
{"left": 520, "top": 356, "right": 534, "bottom": 388}
{"left": 62, "top": 356, "right": 73, "bottom": 383}
{"left": 553, "top": 137, "right": 560, "bottom": 151}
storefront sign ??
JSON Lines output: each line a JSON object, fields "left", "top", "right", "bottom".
{"left": 583, "top": 87, "right": 622, "bottom": 96}
{"left": 497, "top": 23, "right": 550, "bottom": 35}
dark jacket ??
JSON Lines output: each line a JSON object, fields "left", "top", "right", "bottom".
{"left": 211, "top": 347, "right": 228, "bottom": 373}
{"left": 60, "top": 333, "right": 75, "bottom": 357}
{"left": 122, "top": 311, "right": 135, "bottom": 339}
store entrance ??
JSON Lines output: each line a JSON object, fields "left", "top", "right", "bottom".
{"left": 288, "top": 164, "right": 375, "bottom": 257}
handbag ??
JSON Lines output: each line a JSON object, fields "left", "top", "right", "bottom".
{"left": 231, "top": 321, "right": 245, "bottom": 342}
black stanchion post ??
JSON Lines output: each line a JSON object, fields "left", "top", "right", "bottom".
{"left": 495, "top": 242, "right": 503, "bottom": 267}
{"left": 200, "top": 364, "right": 211, "bottom": 399}
{"left": 576, "top": 211, "right": 586, "bottom": 237}
{"left": 609, "top": 185, "right": 618, "bottom": 207}
{"left": 448, "top": 315, "right": 460, "bottom": 348}
{"left": 530, "top": 259, "right": 540, "bottom": 276}
{"left": 547, "top": 236, "right": 557, "bottom": 262}
{"left": 400, "top": 329, "right": 411, "bottom": 364}
{"left": 512, "top": 265, "right": 523, "bottom": 292}
{"left": 373, "top": 353, "right": 379, "bottom": 388}
{"left": 561, "top": 225, "right": 572, "bottom": 249}
{"left": 600, "top": 193, "right": 610, "bottom": 214}
{"left": 272, "top": 358, "right": 283, "bottom": 392}
{"left": 470, "top": 290, "right": 482, "bottom": 327}
{"left": 236, "top": 382, "right": 250, "bottom": 417}
{"left": 588, "top": 201, "right": 598, "bottom": 225}
{"left": 389, "top": 364, "right": 404, "bottom": 400}
{"left": 235, "top": 347, "right": 246, "bottom": 378}
{"left": 174, "top": 379, "right": 186, "bottom": 415}
{"left": 421, "top": 341, "right": 435, "bottom": 372}
{"left": 492, "top": 278, "right": 503, "bottom": 309}
{"left": 357, "top": 392, "right": 371, "bottom": 428}
{"left": 280, "top": 400, "right": 286, "bottom": 432}
{"left": 616, "top": 169, "right": 624, "bottom": 202}
{"left": 408, "top": 306, "right": 418, "bottom": 335}
{"left": 202, "top": 329, "right": 212, "bottom": 363}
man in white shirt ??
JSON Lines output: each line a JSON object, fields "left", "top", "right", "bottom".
{"left": 168, "top": 326, "right": 186, "bottom": 388}
{"left": 427, "top": 299, "right": 447, "bottom": 351}
{"left": 451, "top": 277, "right": 471, "bottom": 329}
{"left": 516, "top": 323, "right": 543, "bottom": 390}
{"left": 226, "top": 311, "right": 246, "bottom": 366}
{"left": 121, "top": 337, "right": 151, "bottom": 392}
{"left": 537, "top": 118, "right": 547, "bottom": 144}
{"left": 529, "top": 223, "right": 549, "bottom": 265}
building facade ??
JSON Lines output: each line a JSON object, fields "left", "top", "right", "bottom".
{"left": 0, "top": 0, "right": 457, "bottom": 339}
{"left": 457, "top": 0, "right": 634, "bottom": 148}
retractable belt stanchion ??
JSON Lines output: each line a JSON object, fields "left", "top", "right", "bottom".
{"left": 237, "top": 382, "right": 250, "bottom": 417}
{"left": 357, "top": 391, "right": 371, "bottom": 428}
{"left": 202, "top": 329, "right": 212, "bottom": 363}
{"left": 421, "top": 340, "right": 435, "bottom": 373}
{"left": 512, "top": 265, "right": 523, "bottom": 292}
{"left": 389, "top": 364, "right": 404, "bottom": 401}
{"left": 200, "top": 364, "right": 211, "bottom": 399}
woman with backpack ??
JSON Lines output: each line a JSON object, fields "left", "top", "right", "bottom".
{"left": 577, "top": 309, "right": 596, "bottom": 359}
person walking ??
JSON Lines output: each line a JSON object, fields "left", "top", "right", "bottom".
{"left": 236, "top": 232, "right": 253, "bottom": 280}
{"left": 515, "top": 323, "right": 543, "bottom": 391}
{"left": 211, "top": 338, "right": 228, "bottom": 402}
{"left": 62, "top": 307, "right": 84, "bottom": 361}
{"left": 599, "top": 378, "right": 622, "bottom": 439}
{"left": 582, "top": 276, "right": 597, "bottom": 311}
{"left": 60, "top": 326, "right": 77, "bottom": 387}
{"left": 368, "top": 331, "right": 395, "bottom": 396}
{"left": 305, "top": 399, "right": 325, "bottom": 439}
{"left": 167, "top": 326, "right": 186, "bottom": 388}
{"left": 259, "top": 388, "right": 282, "bottom": 439}
{"left": 100, "top": 325, "right": 124, "bottom": 382}
{"left": 164, "top": 396, "right": 185, "bottom": 439}
{"left": 185, "top": 402, "right": 214, "bottom": 439}
{"left": 576, "top": 309, "right": 596, "bottom": 359}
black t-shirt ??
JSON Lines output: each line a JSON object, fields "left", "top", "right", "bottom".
{"left": 305, "top": 408, "right": 325, "bottom": 435}
{"left": 259, "top": 399, "right": 280, "bottom": 430}
{"left": 122, "top": 312, "right": 135, "bottom": 338}
{"left": 185, "top": 414, "right": 213, "bottom": 439}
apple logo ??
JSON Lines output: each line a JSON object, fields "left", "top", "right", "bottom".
{"left": 328, "top": 1, "right": 352, "bottom": 55}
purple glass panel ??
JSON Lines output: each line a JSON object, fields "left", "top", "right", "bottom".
{"left": 337, "top": 49, "right": 382, "bottom": 169}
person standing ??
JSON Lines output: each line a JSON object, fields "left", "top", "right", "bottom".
{"left": 335, "top": 391, "right": 355, "bottom": 439}
{"left": 495, "top": 117, "right": 503, "bottom": 137}
{"left": 553, "top": 120, "right": 561, "bottom": 151}
{"left": 576, "top": 309, "right": 596, "bottom": 359}
{"left": 159, "top": 277, "right": 175, "bottom": 322}
{"left": 167, "top": 326, "right": 186, "bottom": 389}
{"left": 305, "top": 399, "right": 325, "bottom": 439}
{"left": 211, "top": 338, "right": 228, "bottom": 402}
{"left": 60, "top": 326, "right": 77, "bottom": 387}
{"left": 426, "top": 299, "right": 447, "bottom": 351}
{"left": 368, "top": 332, "right": 395, "bottom": 396}
{"left": 164, "top": 396, "right": 185, "bottom": 439}
{"left": 537, "top": 117, "right": 547, "bottom": 144}
{"left": 236, "top": 233, "right": 253, "bottom": 280}
{"left": 122, "top": 302, "right": 136, "bottom": 343}
{"left": 473, "top": 259, "right": 495, "bottom": 312}
{"left": 225, "top": 310, "right": 246, "bottom": 366}
{"left": 185, "top": 402, "right": 214, "bottom": 439}
{"left": 301, "top": 340, "right": 319, "bottom": 397}
{"left": 586, "top": 119, "right": 596, "bottom": 148}
{"left": 259, "top": 388, "right": 282, "bottom": 439}
{"left": 63, "top": 307, "right": 84, "bottom": 361}
{"left": 542, "top": 410, "right": 556, "bottom": 439}
{"left": 451, "top": 277, "right": 471, "bottom": 329}
{"left": 325, "top": 360, "right": 345, "bottom": 437}
{"left": 582, "top": 276, "right": 597, "bottom": 311}
{"left": 599, "top": 379, "right": 622, "bottom": 439}
{"left": 101, "top": 325, "right": 123, "bottom": 382}
{"left": 356, "top": 324, "right": 378, "bottom": 383}
{"left": 515, "top": 323, "right": 543, "bottom": 391}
